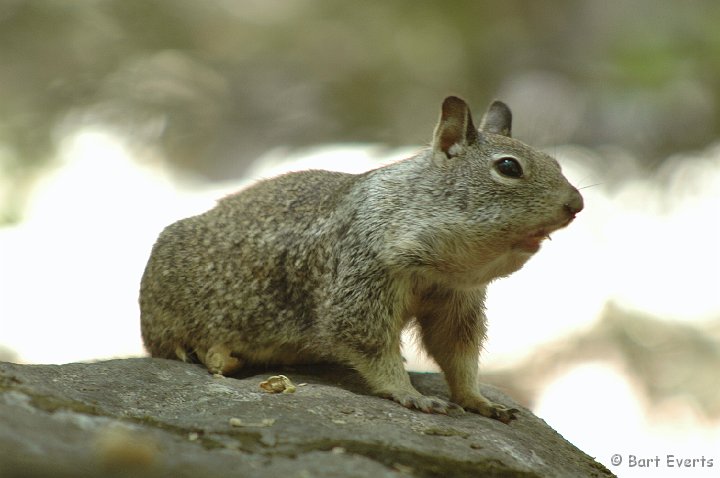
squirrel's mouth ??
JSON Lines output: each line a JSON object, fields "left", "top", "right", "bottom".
{"left": 515, "top": 215, "right": 576, "bottom": 253}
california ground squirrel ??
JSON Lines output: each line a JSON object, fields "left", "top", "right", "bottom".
{"left": 140, "top": 96, "right": 583, "bottom": 423}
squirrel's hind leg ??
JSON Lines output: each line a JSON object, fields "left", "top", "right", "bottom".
{"left": 196, "top": 344, "right": 244, "bottom": 376}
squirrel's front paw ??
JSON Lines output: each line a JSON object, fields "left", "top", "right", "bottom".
{"left": 456, "top": 395, "right": 519, "bottom": 424}
{"left": 384, "top": 391, "right": 463, "bottom": 415}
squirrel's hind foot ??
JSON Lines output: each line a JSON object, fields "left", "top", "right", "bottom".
{"left": 194, "top": 344, "right": 244, "bottom": 376}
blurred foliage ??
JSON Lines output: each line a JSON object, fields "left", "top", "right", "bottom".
{"left": 2, "top": 0, "right": 720, "bottom": 223}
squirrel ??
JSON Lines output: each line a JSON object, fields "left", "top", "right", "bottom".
{"left": 139, "top": 96, "right": 583, "bottom": 423}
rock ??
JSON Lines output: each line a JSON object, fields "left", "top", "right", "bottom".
{"left": 0, "top": 358, "right": 614, "bottom": 478}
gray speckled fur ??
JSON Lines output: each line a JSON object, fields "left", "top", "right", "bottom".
{"left": 140, "top": 97, "right": 583, "bottom": 422}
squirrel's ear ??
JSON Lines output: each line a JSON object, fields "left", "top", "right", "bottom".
{"left": 432, "top": 96, "right": 479, "bottom": 159}
{"left": 479, "top": 100, "right": 512, "bottom": 137}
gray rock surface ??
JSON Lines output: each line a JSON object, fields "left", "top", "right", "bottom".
{"left": 0, "top": 358, "right": 613, "bottom": 478}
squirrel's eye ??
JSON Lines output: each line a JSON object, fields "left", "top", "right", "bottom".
{"left": 494, "top": 157, "right": 523, "bottom": 178}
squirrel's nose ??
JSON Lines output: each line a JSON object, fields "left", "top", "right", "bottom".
{"left": 564, "top": 188, "right": 584, "bottom": 215}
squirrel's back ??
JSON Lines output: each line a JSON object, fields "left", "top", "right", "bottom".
{"left": 140, "top": 169, "right": 359, "bottom": 359}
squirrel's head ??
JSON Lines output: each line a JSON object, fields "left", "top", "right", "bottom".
{"left": 430, "top": 96, "right": 583, "bottom": 255}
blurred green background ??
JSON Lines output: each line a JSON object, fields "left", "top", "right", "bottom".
{"left": 3, "top": 0, "right": 720, "bottom": 223}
